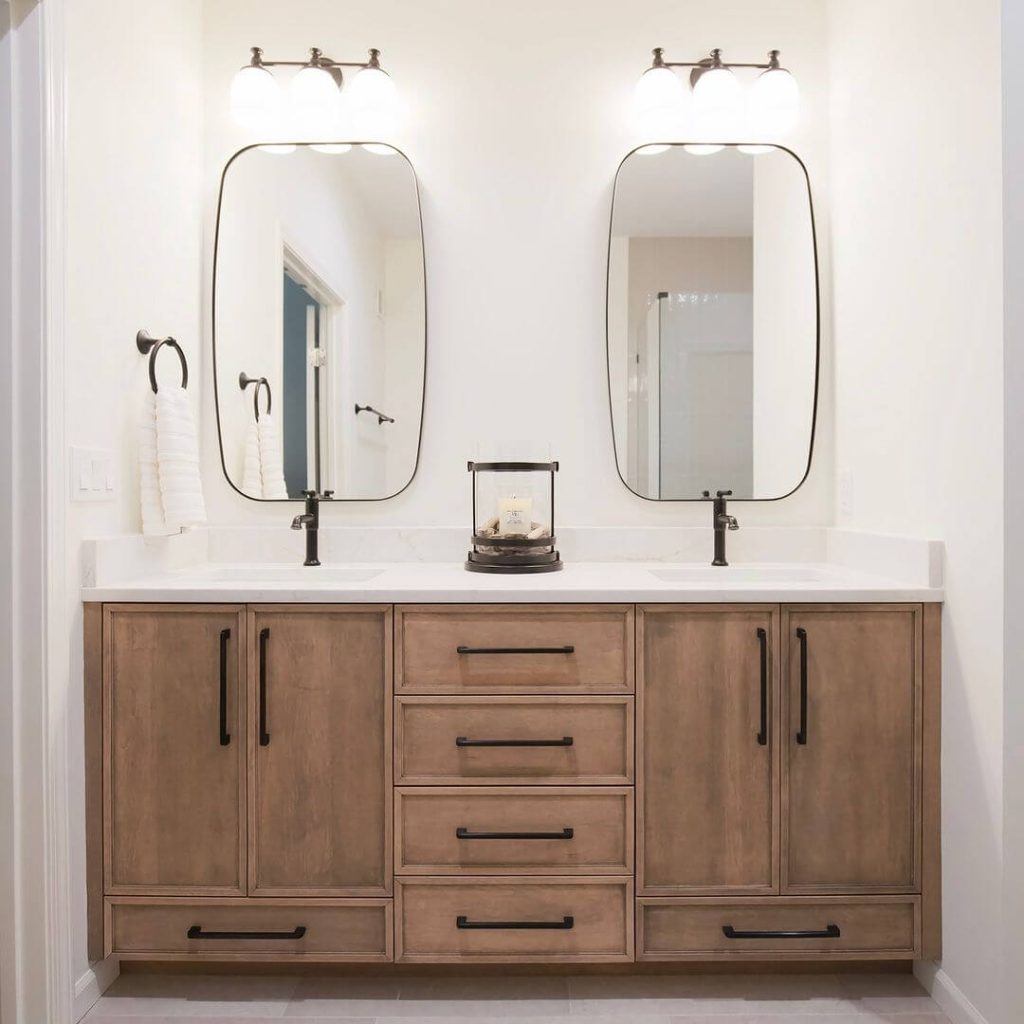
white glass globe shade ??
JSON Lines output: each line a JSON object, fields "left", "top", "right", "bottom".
{"left": 692, "top": 65, "right": 742, "bottom": 119}
{"left": 345, "top": 67, "right": 401, "bottom": 137}
{"left": 361, "top": 143, "right": 398, "bottom": 156}
{"left": 230, "top": 64, "right": 282, "bottom": 131}
{"left": 290, "top": 64, "right": 340, "bottom": 132}
{"left": 683, "top": 143, "right": 724, "bottom": 156}
{"left": 636, "top": 144, "right": 671, "bottom": 156}
{"left": 258, "top": 144, "right": 296, "bottom": 155}
{"left": 749, "top": 66, "right": 800, "bottom": 134}
{"left": 632, "top": 67, "right": 686, "bottom": 139}
{"left": 311, "top": 142, "right": 353, "bottom": 154}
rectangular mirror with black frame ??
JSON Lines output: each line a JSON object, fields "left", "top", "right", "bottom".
{"left": 213, "top": 142, "right": 425, "bottom": 501}
{"left": 606, "top": 143, "right": 818, "bottom": 501}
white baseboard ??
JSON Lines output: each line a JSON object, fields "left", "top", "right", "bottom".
{"left": 915, "top": 962, "right": 992, "bottom": 1024}
{"left": 73, "top": 958, "right": 119, "bottom": 1023}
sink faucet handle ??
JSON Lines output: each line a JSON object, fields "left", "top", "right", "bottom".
{"left": 716, "top": 489, "right": 733, "bottom": 498}
{"left": 322, "top": 490, "right": 334, "bottom": 499}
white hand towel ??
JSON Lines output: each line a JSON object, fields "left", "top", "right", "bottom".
{"left": 257, "top": 414, "right": 289, "bottom": 499}
{"left": 139, "top": 392, "right": 172, "bottom": 536}
{"left": 143, "top": 384, "right": 207, "bottom": 531}
{"left": 241, "top": 421, "right": 262, "bottom": 496}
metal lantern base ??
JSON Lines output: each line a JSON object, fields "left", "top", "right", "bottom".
{"left": 465, "top": 552, "right": 564, "bottom": 574}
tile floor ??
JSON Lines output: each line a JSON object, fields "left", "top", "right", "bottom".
{"left": 82, "top": 971, "right": 952, "bottom": 1023}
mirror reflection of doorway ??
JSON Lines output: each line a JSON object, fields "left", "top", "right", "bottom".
{"left": 282, "top": 272, "right": 318, "bottom": 496}
{"left": 281, "top": 247, "right": 342, "bottom": 498}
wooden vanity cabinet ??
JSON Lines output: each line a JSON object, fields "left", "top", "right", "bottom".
{"left": 87, "top": 598, "right": 939, "bottom": 966}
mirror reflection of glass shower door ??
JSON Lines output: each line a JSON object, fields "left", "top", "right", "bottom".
{"left": 650, "top": 291, "right": 754, "bottom": 499}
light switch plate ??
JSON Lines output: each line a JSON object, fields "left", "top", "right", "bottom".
{"left": 71, "top": 446, "right": 116, "bottom": 502}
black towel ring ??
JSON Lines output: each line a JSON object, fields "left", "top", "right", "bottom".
{"left": 137, "top": 330, "right": 188, "bottom": 394}
{"left": 239, "top": 372, "right": 272, "bottom": 421}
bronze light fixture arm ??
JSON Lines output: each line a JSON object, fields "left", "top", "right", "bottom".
{"left": 243, "top": 45, "right": 385, "bottom": 73}
{"left": 648, "top": 46, "right": 783, "bottom": 72}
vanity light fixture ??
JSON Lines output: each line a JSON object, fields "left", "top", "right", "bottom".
{"left": 229, "top": 45, "right": 402, "bottom": 152}
{"left": 632, "top": 47, "right": 799, "bottom": 152}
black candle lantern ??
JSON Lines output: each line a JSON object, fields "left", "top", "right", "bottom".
{"left": 465, "top": 459, "right": 562, "bottom": 574}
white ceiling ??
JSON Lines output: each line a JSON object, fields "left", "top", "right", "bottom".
{"left": 612, "top": 146, "right": 754, "bottom": 237}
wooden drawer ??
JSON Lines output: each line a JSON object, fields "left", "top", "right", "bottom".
{"left": 637, "top": 896, "right": 920, "bottom": 960}
{"left": 396, "top": 877, "right": 633, "bottom": 962}
{"left": 395, "top": 605, "right": 634, "bottom": 694}
{"left": 396, "top": 787, "right": 634, "bottom": 874}
{"left": 106, "top": 898, "right": 392, "bottom": 961}
{"left": 395, "top": 696, "right": 634, "bottom": 785}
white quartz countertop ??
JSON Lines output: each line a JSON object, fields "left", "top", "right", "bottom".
{"left": 81, "top": 560, "right": 943, "bottom": 604}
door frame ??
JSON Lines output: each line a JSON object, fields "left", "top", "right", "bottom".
{"left": 1, "top": 0, "right": 77, "bottom": 1021}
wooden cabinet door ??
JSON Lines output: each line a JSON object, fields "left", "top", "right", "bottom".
{"left": 783, "top": 605, "right": 921, "bottom": 893}
{"left": 639, "top": 606, "right": 779, "bottom": 895}
{"left": 104, "top": 605, "right": 246, "bottom": 895}
{"left": 249, "top": 606, "right": 391, "bottom": 896}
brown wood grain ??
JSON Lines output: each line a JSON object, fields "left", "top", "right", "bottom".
{"left": 104, "top": 604, "right": 247, "bottom": 895}
{"left": 638, "top": 606, "right": 780, "bottom": 895}
{"left": 395, "top": 695, "right": 634, "bottom": 785}
{"left": 84, "top": 603, "right": 105, "bottom": 959}
{"left": 396, "top": 876, "right": 633, "bottom": 962}
{"left": 107, "top": 896, "right": 392, "bottom": 961}
{"left": 637, "top": 895, "right": 920, "bottom": 961}
{"left": 248, "top": 605, "right": 392, "bottom": 897}
{"left": 395, "top": 786, "right": 633, "bottom": 875}
{"left": 921, "top": 603, "right": 942, "bottom": 959}
{"left": 781, "top": 605, "right": 922, "bottom": 894}
{"left": 395, "top": 605, "right": 634, "bottom": 694}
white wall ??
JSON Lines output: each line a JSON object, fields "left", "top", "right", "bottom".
{"left": 827, "top": 3, "right": 1004, "bottom": 1021}
{"left": 63, "top": 0, "right": 205, "bottom": 998}
{"left": 200, "top": 0, "right": 833, "bottom": 526}
{"left": 1001, "top": 2, "right": 1024, "bottom": 1021}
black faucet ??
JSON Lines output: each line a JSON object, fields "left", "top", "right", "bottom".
{"left": 291, "top": 490, "right": 333, "bottom": 566}
{"left": 703, "top": 489, "right": 739, "bottom": 566}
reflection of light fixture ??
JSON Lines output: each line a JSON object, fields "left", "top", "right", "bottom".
{"left": 229, "top": 45, "right": 402, "bottom": 142}
{"left": 631, "top": 46, "right": 799, "bottom": 143}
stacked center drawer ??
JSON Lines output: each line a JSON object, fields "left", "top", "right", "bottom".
{"left": 394, "top": 605, "right": 636, "bottom": 962}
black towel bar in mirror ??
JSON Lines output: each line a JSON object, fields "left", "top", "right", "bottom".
{"left": 239, "top": 372, "right": 272, "bottom": 421}
{"left": 137, "top": 330, "right": 188, "bottom": 394}
{"left": 355, "top": 403, "right": 395, "bottom": 425}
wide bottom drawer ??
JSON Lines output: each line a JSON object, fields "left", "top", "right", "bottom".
{"left": 106, "top": 898, "right": 393, "bottom": 961}
{"left": 397, "top": 877, "right": 633, "bottom": 962}
{"left": 638, "top": 896, "right": 920, "bottom": 960}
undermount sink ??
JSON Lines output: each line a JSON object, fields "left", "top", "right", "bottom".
{"left": 649, "top": 564, "right": 829, "bottom": 584}
{"left": 199, "top": 565, "right": 383, "bottom": 584}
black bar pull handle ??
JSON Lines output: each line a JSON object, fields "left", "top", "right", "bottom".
{"left": 455, "top": 736, "right": 574, "bottom": 748}
{"left": 795, "top": 626, "right": 808, "bottom": 745}
{"left": 258, "top": 627, "right": 271, "bottom": 746}
{"left": 456, "top": 645, "right": 575, "bottom": 655}
{"left": 456, "top": 915, "right": 574, "bottom": 930}
{"left": 756, "top": 627, "right": 768, "bottom": 747}
{"left": 456, "top": 827, "right": 574, "bottom": 841}
{"left": 723, "top": 923, "right": 840, "bottom": 940}
{"left": 219, "top": 628, "right": 231, "bottom": 746}
{"left": 187, "top": 924, "right": 306, "bottom": 940}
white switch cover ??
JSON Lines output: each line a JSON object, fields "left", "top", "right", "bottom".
{"left": 71, "top": 447, "right": 116, "bottom": 502}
